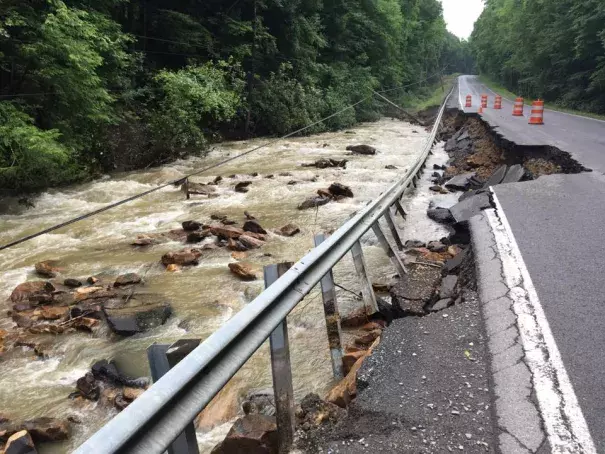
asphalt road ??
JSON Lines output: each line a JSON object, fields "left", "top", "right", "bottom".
{"left": 493, "top": 174, "right": 605, "bottom": 452}
{"left": 459, "top": 75, "right": 605, "bottom": 452}
{"left": 458, "top": 75, "right": 605, "bottom": 173}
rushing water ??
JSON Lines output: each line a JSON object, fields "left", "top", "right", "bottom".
{"left": 0, "top": 118, "right": 450, "bottom": 452}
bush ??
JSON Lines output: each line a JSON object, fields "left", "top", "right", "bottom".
{"left": 149, "top": 62, "right": 244, "bottom": 153}
{"left": 0, "top": 102, "right": 81, "bottom": 192}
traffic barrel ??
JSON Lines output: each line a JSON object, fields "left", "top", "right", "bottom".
{"left": 481, "top": 94, "right": 488, "bottom": 108}
{"left": 465, "top": 95, "right": 472, "bottom": 108}
{"left": 512, "top": 97, "right": 524, "bottom": 116}
{"left": 494, "top": 95, "right": 502, "bottom": 109}
{"left": 528, "top": 100, "right": 544, "bottom": 125}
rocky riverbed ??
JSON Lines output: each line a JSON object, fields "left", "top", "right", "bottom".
{"left": 0, "top": 118, "right": 438, "bottom": 453}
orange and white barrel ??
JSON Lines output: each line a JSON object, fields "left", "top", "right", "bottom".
{"left": 494, "top": 95, "right": 502, "bottom": 109}
{"left": 465, "top": 95, "right": 472, "bottom": 108}
{"left": 528, "top": 100, "right": 544, "bottom": 125}
{"left": 481, "top": 94, "right": 488, "bottom": 108}
{"left": 512, "top": 97, "right": 524, "bottom": 116}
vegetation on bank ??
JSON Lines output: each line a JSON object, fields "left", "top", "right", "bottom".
{"left": 471, "top": 0, "right": 605, "bottom": 116}
{"left": 0, "top": 0, "right": 473, "bottom": 193}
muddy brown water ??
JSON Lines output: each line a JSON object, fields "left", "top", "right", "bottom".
{"left": 0, "top": 118, "right": 450, "bottom": 453}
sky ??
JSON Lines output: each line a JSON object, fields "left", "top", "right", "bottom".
{"left": 439, "top": 0, "right": 485, "bottom": 40}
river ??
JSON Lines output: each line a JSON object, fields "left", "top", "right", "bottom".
{"left": 0, "top": 118, "right": 450, "bottom": 452}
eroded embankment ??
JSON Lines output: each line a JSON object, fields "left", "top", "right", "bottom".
{"left": 437, "top": 109, "right": 589, "bottom": 182}
{"left": 294, "top": 106, "right": 593, "bottom": 453}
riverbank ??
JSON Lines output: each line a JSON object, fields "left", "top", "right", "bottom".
{"left": 0, "top": 117, "right": 441, "bottom": 453}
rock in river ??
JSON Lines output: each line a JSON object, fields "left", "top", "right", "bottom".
{"left": 346, "top": 144, "right": 376, "bottom": 155}
{"left": 228, "top": 262, "right": 257, "bottom": 280}
{"left": 102, "top": 295, "right": 172, "bottom": 336}
{"left": 235, "top": 181, "right": 252, "bottom": 193}
{"left": 328, "top": 182, "right": 353, "bottom": 198}
{"left": 298, "top": 196, "right": 330, "bottom": 210}
{"left": 182, "top": 220, "right": 202, "bottom": 231}
{"left": 4, "top": 430, "right": 37, "bottom": 454}
{"left": 243, "top": 220, "right": 267, "bottom": 235}
{"left": 34, "top": 261, "right": 59, "bottom": 278}
{"left": 10, "top": 281, "right": 55, "bottom": 303}
{"left": 276, "top": 223, "right": 300, "bottom": 237}
{"left": 161, "top": 249, "right": 202, "bottom": 267}
{"left": 114, "top": 273, "right": 142, "bottom": 287}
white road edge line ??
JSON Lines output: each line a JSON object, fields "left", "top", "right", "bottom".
{"left": 487, "top": 194, "right": 596, "bottom": 453}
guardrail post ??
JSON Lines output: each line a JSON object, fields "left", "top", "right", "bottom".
{"left": 184, "top": 177, "right": 190, "bottom": 200}
{"left": 384, "top": 211, "right": 404, "bottom": 251}
{"left": 372, "top": 221, "right": 407, "bottom": 276}
{"left": 350, "top": 241, "right": 379, "bottom": 314}
{"left": 314, "top": 234, "right": 345, "bottom": 380}
{"left": 147, "top": 339, "right": 201, "bottom": 454}
{"left": 264, "top": 262, "right": 295, "bottom": 454}
{"left": 394, "top": 200, "right": 407, "bottom": 219}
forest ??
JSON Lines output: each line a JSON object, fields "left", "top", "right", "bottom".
{"left": 0, "top": 0, "right": 472, "bottom": 193}
{"left": 471, "top": 0, "right": 605, "bottom": 114}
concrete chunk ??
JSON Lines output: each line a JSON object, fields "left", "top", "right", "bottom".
{"left": 501, "top": 164, "right": 526, "bottom": 184}
{"left": 444, "top": 173, "right": 477, "bottom": 191}
{"left": 483, "top": 165, "right": 507, "bottom": 188}
{"left": 439, "top": 275, "right": 458, "bottom": 299}
{"left": 450, "top": 193, "right": 493, "bottom": 223}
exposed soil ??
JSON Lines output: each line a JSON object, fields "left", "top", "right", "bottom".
{"left": 437, "top": 109, "right": 589, "bottom": 183}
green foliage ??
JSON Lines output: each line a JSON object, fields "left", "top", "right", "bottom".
{"left": 472, "top": 0, "right": 605, "bottom": 113}
{"left": 0, "top": 0, "right": 473, "bottom": 192}
{"left": 0, "top": 102, "right": 81, "bottom": 191}
{"left": 150, "top": 62, "right": 244, "bottom": 151}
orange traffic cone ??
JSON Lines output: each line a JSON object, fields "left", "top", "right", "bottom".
{"left": 494, "top": 95, "right": 502, "bottom": 109}
{"left": 529, "top": 100, "right": 544, "bottom": 125}
{"left": 481, "top": 94, "right": 488, "bottom": 108}
{"left": 465, "top": 95, "right": 472, "bottom": 108}
{"left": 512, "top": 97, "right": 524, "bottom": 116}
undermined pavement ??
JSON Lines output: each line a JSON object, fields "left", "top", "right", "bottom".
{"left": 291, "top": 99, "right": 590, "bottom": 454}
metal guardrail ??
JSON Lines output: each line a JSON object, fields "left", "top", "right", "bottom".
{"left": 74, "top": 86, "right": 453, "bottom": 454}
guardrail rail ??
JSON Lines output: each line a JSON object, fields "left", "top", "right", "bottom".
{"left": 74, "top": 87, "right": 453, "bottom": 454}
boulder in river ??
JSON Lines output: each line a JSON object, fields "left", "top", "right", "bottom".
{"left": 210, "top": 225, "right": 245, "bottom": 240}
{"left": 297, "top": 196, "right": 330, "bottom": 210}
{"left": 0, "top": 418, "right": 70, "bottom": 444}
{"left": 239, "top": 235, "right": 265, "bottom": 250}
{"left": 63, "top": 278, "right": 82, "bottom": 288}
{"left": 90, "top": 359, "right": 149, "bottom": 388}
{"left": 210, "top": 414, "right": 277, "bottom": 454}
{"left": 346, "top": 144, "right": 376, "bottom": 155}
{"left": 10, "top": 281, "right": 55, "bottom": 303}
{"left": 182, "top": 220, "right": 202, "bottom": 231}
{"left": 161, "top": 249, "right": 202, "bottom": 267}
{"left": 103, "top": 296, "right": 172, "bottom": 336}
{"left": 187, "top": 230, "right": 212, "bottom": 243}
{"left": 4, "top": 430, "right": 37, "bottom": 454}
{"left": 302, "top": 158, "right": 347, "bottom": 169}
{"left": 185, "top": 182, "right": 216, "bottom": 196}
{"left": 235, "top": 181, "right": 252, "bottom": 193}
{"left": 34, "top": 261, "right": 59, "bottom": 278}
{"left": 114, "top": 273, "right": 142, "bottom": 287}
{"left": 228, "top": 262, "right": 257, "bottom": 280}
{"left": 328, "top": 182, "right": 353, "bottom": 198}
{"left": 243, "top": 220, "right": 267, "bottom": 235}
{"left": 276, "top": 223, "right": 300, "bottom": 237}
